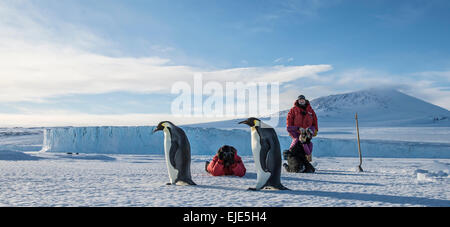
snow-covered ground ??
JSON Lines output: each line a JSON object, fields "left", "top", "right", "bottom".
{"left": 1, "top": 125, "right": 449, "bottom": 207}
{"left": 0, "top": 152, "right": 448, "bottom": 207}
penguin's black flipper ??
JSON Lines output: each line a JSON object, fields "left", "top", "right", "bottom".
{"left": 169, "top": 142, "right": 179, "bottom": 168}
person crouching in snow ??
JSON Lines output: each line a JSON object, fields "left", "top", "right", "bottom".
{"left": 205, "top": 145, "right": 246, "bottom": 177}
{"left": 286, "top": 95, "right": 318, "bottom": 162}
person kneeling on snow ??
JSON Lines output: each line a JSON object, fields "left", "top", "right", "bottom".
{"left": 286, "top": 95, "right": 318, "bottom": 162}
{"left": 205, "top": 145, "right": 246, "bottom": 177}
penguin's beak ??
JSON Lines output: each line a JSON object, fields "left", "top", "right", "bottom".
{"left": 238, "top": 120, "right": 250, "bottom": 126}
{"left": 238, "top": 120, "right": 247, "bottom": 124}
{"left": 152, "top": 126, "right": 163, "bottom": 134}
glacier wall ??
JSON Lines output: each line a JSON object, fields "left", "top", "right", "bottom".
{"left": 42, "top": 127, "right": 253, "bottom": 156}
{"left": 42, "top": 127, "right": 450, "bottom": 158}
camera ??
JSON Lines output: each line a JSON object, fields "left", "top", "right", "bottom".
{"left": 218, "top": 145, "right": 236, "bottom": 167}
{"left": 299, "top": 128, "right": 312, "bottom": 144}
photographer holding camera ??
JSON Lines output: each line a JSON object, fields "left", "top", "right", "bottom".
{"left": 205, "top": 145, "right": 246, "bottom": 177}
{"left": 287, "top": 94, "right": 318, "bottom": 162}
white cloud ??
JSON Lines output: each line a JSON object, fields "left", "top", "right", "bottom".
{"left": 0, "top": 1, "right": 333, "bottom": 103}
{"left": 150, "top": 45, "right": 176, "bottom": 53}
{"left": 274, "top": 57, "right": 295, "bottom": 64}
{"left": 275, "top": 67, "right": 450, "bottom": 110}
{"left": 412, "top": 71, "right": 450, "bottom": 82}
{"left": 317, "top": 68, "right": 450, "bottom": 110}
{"left": 274, "top": 57, "right": 283, "bottom": 63}
{"left": 1, "top": 0, "right": 449, "bottom": 128}
{"left": 0, "top": 42, "right": 332, "bottom": 102}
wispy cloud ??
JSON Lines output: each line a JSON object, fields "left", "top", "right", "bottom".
{"left": 266, "top": 0, "right": 344, "bottom": 24}
{"left": 273, "top": 57, "right": 295, "bottom": 64}
{"left": 227, "top": 0, "right": 337, "bottom": 34}
{"left": 1, "top": 0, "right": 449, "bottom": 127}
{"left": 279, "top": 0, "right": 332, "bottom": 18}
{"left": 274, "top": 58, "right": 284, "bottom": 63}
{"left": 321, "top": 68, "right": 450, "bottom": 110}
{"left": 0, "top": 1, "right": 332, "bottom": 102}
{"left": 150, "top": 45, "right": 176, "bottom": 53}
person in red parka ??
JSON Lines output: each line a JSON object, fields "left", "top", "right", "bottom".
{"left": 286, "top": 95, "right": 318, "bottom": 162}
{"left": 205, "top": 145, "right": 246, "bottom": 177}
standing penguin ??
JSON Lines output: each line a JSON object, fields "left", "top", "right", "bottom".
{"left": 239, "top": 118, "right": 288, "bottom": 190}
{"left": 153, "top": 121, "right": 196, "bottom": 186}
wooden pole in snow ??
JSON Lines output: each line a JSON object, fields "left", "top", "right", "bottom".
{"left": 355, "top": 113, "right": 363, "bottom": 172}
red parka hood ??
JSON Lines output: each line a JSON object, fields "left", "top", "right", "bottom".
{"left": 287, "top": 99, "right": 318, "bottom": 131}
{"left": 294, "top": 99, "right": 313, "bottom": 110}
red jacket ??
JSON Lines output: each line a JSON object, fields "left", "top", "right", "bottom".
{"left": 207, "top": 153, "right": 246, "bottom": 177}
{"left": 287, "top": 100, "right": 318, "bottom": 132}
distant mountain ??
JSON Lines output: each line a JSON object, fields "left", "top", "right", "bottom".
{"left": 186, "top": 88, "right": 450, "bottom": 128}
{"left": 308, "top": 88, "right": 450, "bottom": 126}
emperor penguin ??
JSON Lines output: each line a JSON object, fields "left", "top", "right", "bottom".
{"left": 239, "top": 117, "right": 288, "bottom": 191}
{"left": 153, "top": 121, "right": 196, "bottom": 186}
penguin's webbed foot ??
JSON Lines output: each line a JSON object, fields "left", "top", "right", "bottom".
{"left": 261, "top": 185, "right": 290, "bottom": 191}
{"left": 247, "top": 187, "right": 259, "bottom": 191}
{"left": 175, "top": 180, "right": 197, "bottom": 186}
{"left": 262, "top": 186, "right": 279, "bottom": 190}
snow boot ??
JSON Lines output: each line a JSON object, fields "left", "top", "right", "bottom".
{"left": 283, "top": 163, "right": 289, "bottom": 172}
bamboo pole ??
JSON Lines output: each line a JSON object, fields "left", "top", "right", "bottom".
{"left": 355, "top": 113, "right": 363, "bottom": 172}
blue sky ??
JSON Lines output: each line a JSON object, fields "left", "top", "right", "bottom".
{"left": 1, "top": 0, "right": 450, "bottom": 126}
{"left": 30, "top": 0, "right": 450, "bottom": 71}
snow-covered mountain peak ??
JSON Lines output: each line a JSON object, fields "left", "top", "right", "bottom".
{"left": 311, "top": 88, "right": 393, "bottom": 113}
{"left": 191, "top": 88, "right": 450, "bottom": 128}
{"left": 275, "top": 87, "right": 450, "bottom": 126}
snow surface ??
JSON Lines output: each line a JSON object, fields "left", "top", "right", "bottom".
{"left": 0, "top": 152, "right": 448, "bottom": 207}
{"left": 40, "top": 126, "right": 450, "bottom": 158}
{"left": 1, "top": 88, "right": 449, "bottom": 207}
